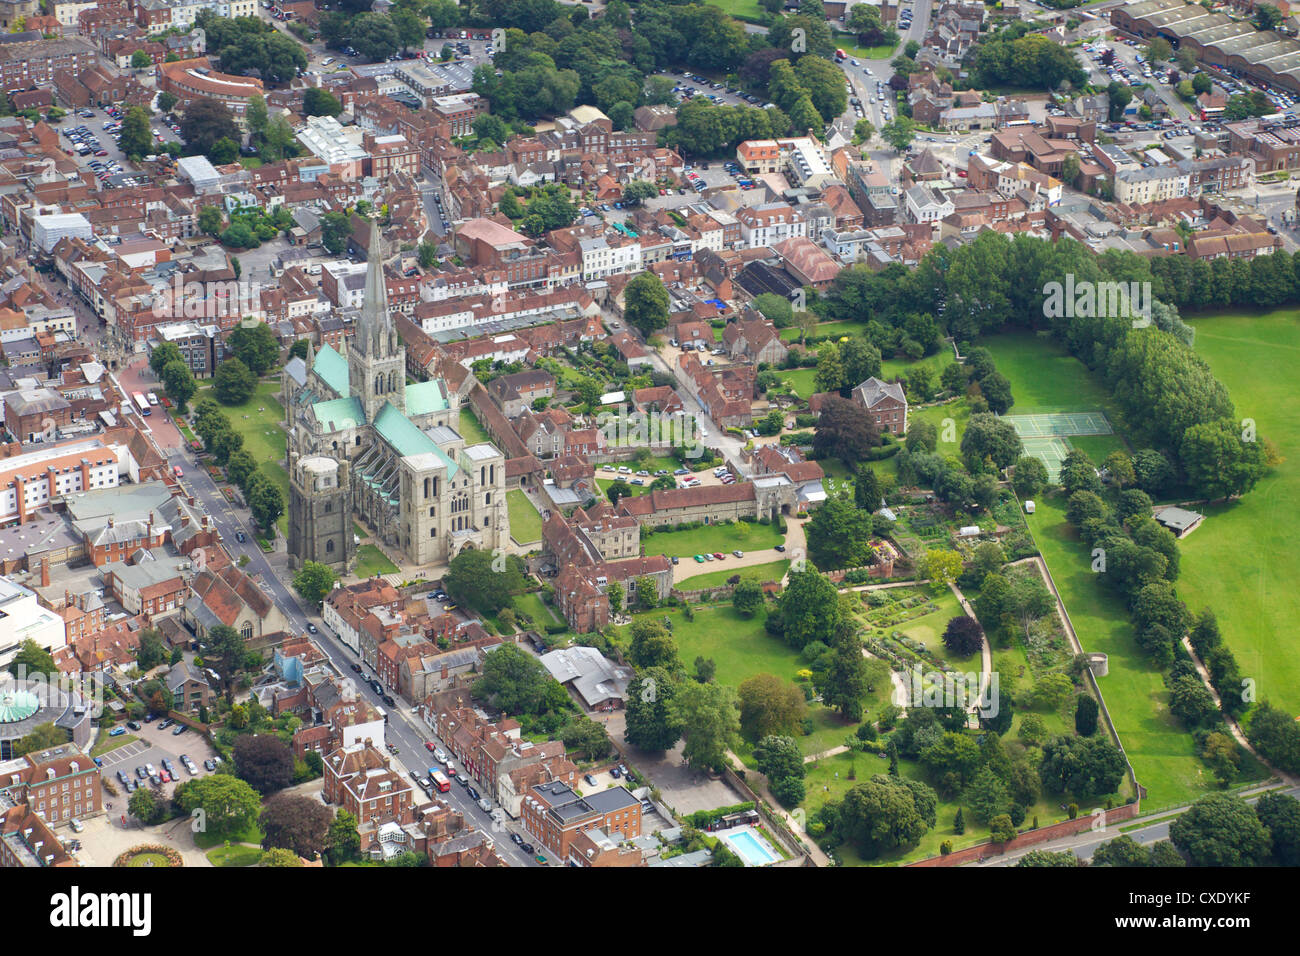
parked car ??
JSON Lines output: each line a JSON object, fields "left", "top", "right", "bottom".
{"left": 172, "top": 724, "right": 187, "bottom": 736}
{"left": 204, "top": 759, "right": 216, "bottom": 771}
{"left": 109, "top": 726, "right": 126, "bottom": 737}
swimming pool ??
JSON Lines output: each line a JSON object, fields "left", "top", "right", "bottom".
{"left": 718, "top": 825, "right": 780, "bottom": 866}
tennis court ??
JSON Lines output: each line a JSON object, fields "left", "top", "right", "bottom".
{"left": 1005, "top": 411, "right": 1113, "bottom": 439}
{"left": 1020, "top": 437, "right": 1073, "bottom": 482}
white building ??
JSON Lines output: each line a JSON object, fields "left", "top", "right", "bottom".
{"left": 296, "top": 115, "right": 368, "bottom": 167}
{"left": 31, "top": 213, "right": 93, "bottom": 254}
{"left": 0, "top": 577, "right": 66, "bottom": 666}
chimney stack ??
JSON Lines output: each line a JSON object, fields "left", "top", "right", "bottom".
{"left": 40, "top": 558, "right": 50, "bottom": 588}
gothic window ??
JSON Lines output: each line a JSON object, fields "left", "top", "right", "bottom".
{"left": 240, "top": 622, "right": 253, "bottom": 641}
{"left": 375, "top": 375, "right": 384, "bottom": 394}
{"left": 325, "top": 502, "right": 333, "bottom": 513}
{"left": 326, "top": 539, "right": 335, "bottom": 554}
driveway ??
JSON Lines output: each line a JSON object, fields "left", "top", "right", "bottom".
{"left": 623, "top": 740, "right": 743, "bottom": 818}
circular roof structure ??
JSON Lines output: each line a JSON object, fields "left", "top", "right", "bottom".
{"left": 0, "top": 689, "right": 40, "bottom": 723}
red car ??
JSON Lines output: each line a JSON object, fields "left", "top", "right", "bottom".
{"left": 712, "top": 552, "right": 725, "bottom": 561}
{"left": 425, "top": 741, "right": 436, "bottom": 753}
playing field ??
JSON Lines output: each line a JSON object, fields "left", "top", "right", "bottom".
{"left": 1019, "top": 437, "right": 1072, "bottom": 482}
{"left": 1179, "top": 311, "right": 1300, "bottom": 715}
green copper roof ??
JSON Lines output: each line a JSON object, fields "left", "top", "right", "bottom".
{"left": 373, "top": 402, "right": 458, "bottom": 477}
{"left": 0, "top": 689, "right": 40, "bottom": 723}
{"left": 313, "top": 344, "right": 349, "bottom": 397}
{"left": 404, "top": 379, "right": 449, "bottom": 416}
{"left": 313, "top": 396, "right": 365, "bottom": 431}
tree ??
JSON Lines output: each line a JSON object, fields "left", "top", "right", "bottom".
{"left": 814, "top": 340, "right": 846, "bottom": 394}
{"left": 624, "top": 667, "right": 683, "bottom": 751}
{"left": 737, "top": 673, "right": 806, "bottom": 742}
{"left": 960, "top": 413, "right": 1023, "bottom": 472}
{"left": 732, "top": 578, "right": 764, "bottom": 618}
{"left": 247, "top": 472, "right": 284, "bottom": 536}
{"left": 444, "top": 548, "right": 523, "bottom": 615}
{"left": 623, "top": 272, "right": 670, "bottom": 338}
{"left": 8, "top": 639, "right": 55, "bottom": 679}
{"left": 622, "top": 180, "right": 658, "bottom": 206}
{"left": 628, "top": 619, "right": 679, "bottom": 671}
{"left": 826, "top": 774, "right": 937, "bottom": 857}
{"left": 1180, "top": 418, "right": 1268, "bottom": 501}
{"left": 778, "top": 569, "right": 842, "bottom": 650}
{"left": 205, "top": 623, "right": 245, "bottom": 700}
{"left": 293, "top": 561, "right": 338, "bottom": 605}
{"left": 213, "top": 356, "right": 257, "bottom": 405}
{"left": 162, "top": 360, "right": 196, "bottom": 411}
{"left": 855, "top": 465, "right": 884, "bottom": 512}
{"left": 391, "top": 6, "right": 426, "bottom": 50}
{"left": 822, "top": 630, "right": 872, "bottom": 721}
{"left": 326, "top": 809, "right": 362, "bottom": 865}
{"left": 1039, "top": 734, "right": 1125, "bottom": 799}
{"left": 1255, "top": 791, "right": 1300, "bottom": 866}
{"left": 1017, "top": 849, "right": 1082, "bottom": 867}
{"left": 351, "top": 11, "right": 400, "bottom": 61}
{"left": 1245, "top": 701, "right": 1300, "bottom": 774}
{"left": 558, "top": 715, "right": 612, "bottom": 761}
{"left": 942, "top": 615, "right": 984, "bottom": 658}
{"left": 128, "top": 782, "right": 170, "bottom": 824}
{"left": 918, "top": 549, "right": 963, "bottom": 591}
{"left": 137, "top": 627, "right": 166, "bottom": 670}
{"left": 157, "top": 91, "right": 178, "bottom": 114}
{"left": 228, "top": 322, "right": 280, "bottom": 376}
{"left": 1167, "top": 675, "right": 1218, "bottom": 729}
{"left": 12, "top": 722, "right": 68, "bottom": 757}
{"left": 198, "top": 204, "right": 223, "bottom": 236}
{"left": 1170, "top": 793, "right": 1271, "bottom": 866}
{"left": 753, "top": 734, "right": 804, "bottom": 785}
{"left": 1009, "top": 455, "right": 1048, "bottom": 500}
{"left": 224, "top": 451, "right": 256, "bottom": 497}
{"left": 261, "top": 847, "right": 302, "bottom": 867}
{"left": 805, "top": 491, "right": 875, "bottom": 570}
{"left": 964, "top": 766, "right": 1010, "bottom": 824}
{"left": 605, "top": 479, "right": 634, "bottom": 506}
{"left": 919, "top": 732, "right": 982, "bottom": 796}
{"left": 320, "top": 211, "right": 352, "bottom": 255}
{"left": 473, "top": 643, "right": 556, "bottom": 715}
{"left": 1074, "top": 694, "right": 1099, "bottom": 736}
{"left": 811, "top": 395, "right": 880, "bottom": 465}
{"left": 173, "top": 773, "right": 260, "bottom": 838}
{"left": 853, "top": 118, "right": 876, "bottom": 145}
{"left": 259, "top": 793, "right": 333, "bottom": 859}
{"left": 1253, "top": 2, "right": 1283, "bottom": 31}
{"left": 118, "top": 106, "right": 153, "bottom": 158}
{"left": 880, "top": 116, "right": 916, "bottom": 152}
{"left": 150, "top": 341, "right": 185, "bottom": 378}
{"left": 234, "top": 734, "right": 295, "bottom": 794}
{"left": 180, "top": 97, "right": 239, "bottom": 156}
{"left": 672, "top": 679, "right": 739, "bottom": 772}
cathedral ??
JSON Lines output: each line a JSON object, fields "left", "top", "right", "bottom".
{"left": 283, "top": 225, "right": 509, "bottom": 571}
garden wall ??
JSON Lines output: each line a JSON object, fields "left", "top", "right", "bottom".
{"left": 905, "top": 799, "right": 1141, "bottom": 867}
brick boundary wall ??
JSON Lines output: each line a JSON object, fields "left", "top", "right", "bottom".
{"left": 905, "top": 799, "right": 1141, "bottom": 866}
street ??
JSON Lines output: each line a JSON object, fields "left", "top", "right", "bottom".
{"left": 168, "top": 438, "right": 541, "bottom": 866}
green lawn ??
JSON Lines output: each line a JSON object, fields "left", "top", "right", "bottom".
{"left": 193, "top": 821, "right": 263, "bottom": 850}
{"left": 778, "top": 368, "right": 818, "bottom": 399}
{"left": 507, "top": 489, "right": 543, "bottom": 544}
{"left": 704, "top": 0, "right": 765, "bottom": 20}
{"left": 355, "top": 544, "right": 398, "bottom": 578}
{"left": 512, "top": 589, "right": 561, "bottom": 629}
{"left": 779, "top": 320, "right": 864, "bottom": 344}
{"left": 206, "top": 844, "right": 265, "bottom": 867}
{"left": 458, "top": 407, "right": 492, "bottom": 446}
{"left": 199, "top": 379, "right": 290, "bottom": 534}
{"left": 881, "top": 350, "right": 956, "bottom": 382}
{"left": 1180, "top": 311, "right": 1300, "bottom": 715}
{"left": 643, "top": 519, "right": 784, "bottom": 558}
{"left": 677, "top": 559, "right": 789, "bottom": 589}
{"left": 1027, "top": 494, "right": 1213, "bottom": 811}
{"left": 91, "top": 729, "right": 137, "bottom": 757}
{"left": 627, "top": 604, "right": 799, "bottom": 690}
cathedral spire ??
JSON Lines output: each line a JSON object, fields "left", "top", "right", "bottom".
{"left": 357, "top": 219, "right": 391, "bottom": 356}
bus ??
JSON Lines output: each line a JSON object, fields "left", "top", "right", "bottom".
{"left": 133, "top": 392, "right": 151, "bottom": 417}
{"left": 430, "top": 770, "right": 451, "bottom": 793}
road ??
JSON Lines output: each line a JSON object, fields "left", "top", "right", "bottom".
{"left": 169, "top": 438, "right": 540, "bottom": 866}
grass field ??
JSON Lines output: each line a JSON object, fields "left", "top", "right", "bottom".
{"left": 507, "top": 489, "right": 543, "bottom": 544}
{"left": 777, "top": 367, "right": 818, "bottom": 399}
{"left": 642, "top": 519, "right": 783, "bottom": 558}
{"left": 779, "top": 320, "right": 863, "bottom": 343}
{"left": 200, "top": 379, "right": 289, "bottom": 535}
{"left": 1027, "top": 494, "right": 1217, "bottom": 810}
{"left": 704, "top": 0, "right": 765, "bottom": 19}
{"left": 1180, "top": 311, "right": 1300, "bottom": 715}
{"left": 458, "top": 407, "right": 492, "bottom": 446}
{"left": 983, "top": 332, "right": 1128, "bottom": 465}
{"left": 513, "top": 589, "right": 561, "bottom": 629}
{"left": 206, "top": 844, "right": 265, "bottom": 867}
{"left": 355, "top": 544, "right": 398, "bottom": 578}
{"left": 91, "top": 729, "right": 137, "bottom": 757}
{"left": 194, "top": 821, "right": 263, "bottom": 850}
{"left": 677, "top": 559, "right": 789, "bottom": 589}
